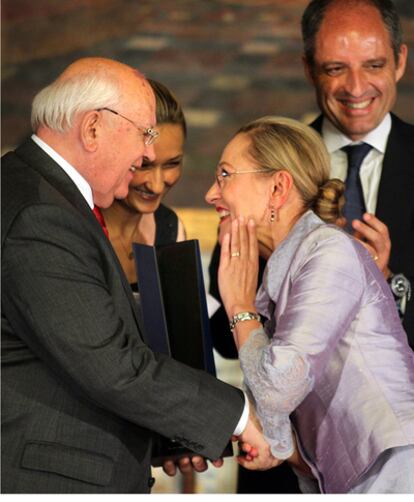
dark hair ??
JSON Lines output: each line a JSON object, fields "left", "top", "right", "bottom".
{"left": 148, "top": 79, "right": 187, "bottom": 138}
{"left": 301, "top": 0, "right": 404, "bottom": 68}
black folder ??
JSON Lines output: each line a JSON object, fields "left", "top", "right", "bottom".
{"left": 133, "top": 240, "right": 232, "bottom": 466}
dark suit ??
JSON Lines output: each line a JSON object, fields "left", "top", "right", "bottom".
{"left": 311, "top": 114, "right": 414, "bottom": 348}
{"left": 1, "top": 139, "right": 244, "bottom": 493}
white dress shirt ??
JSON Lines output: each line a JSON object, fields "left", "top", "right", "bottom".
{"left": 321, "top": 114, "right": 392, "bottom": 214}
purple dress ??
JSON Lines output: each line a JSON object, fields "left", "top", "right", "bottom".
{"left": 239, "top": 210, "right": 414, "bottom": 493}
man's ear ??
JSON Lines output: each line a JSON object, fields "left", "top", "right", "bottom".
{"left": 302, "top": 55, "right": 315, "bottom": 85}
{"left": 270, "top": 170, "right": 294, "bottom": 209}
{"left": 396, "top": 44, "right": 408, "bottom": 82}
{"left": 80, "top": 110, "right": 100, "bottom": 152}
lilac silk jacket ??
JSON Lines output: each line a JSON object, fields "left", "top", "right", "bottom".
{"left": 239, "top": 210, "right": 414, "bottom": 493}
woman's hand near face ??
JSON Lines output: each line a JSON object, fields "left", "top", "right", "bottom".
{"left": 218, "top": 217, "right": 259, "bottom": 320}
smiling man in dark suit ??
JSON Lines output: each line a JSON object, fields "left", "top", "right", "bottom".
{"left": 302, "top": 0, "right": 413, "bottom": 348}
{"left": 1, "top": 57, "right": 272, "bottom": 493}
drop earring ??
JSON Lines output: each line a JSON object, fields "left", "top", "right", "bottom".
{"left": 270, "top": 207, "right": 275, "bottom": 222}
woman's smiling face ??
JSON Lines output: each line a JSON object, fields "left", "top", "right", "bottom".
{"left": 205, "top": 132, "right": 272, "bottom": 241}
{"left": 120, "top": 122, "right": 184, "bottom": 214}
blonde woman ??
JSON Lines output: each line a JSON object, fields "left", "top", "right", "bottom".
{"left": 206, "top": 116, "right": 414, "bottom": 493}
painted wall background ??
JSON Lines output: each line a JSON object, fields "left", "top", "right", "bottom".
{"left": 2, "top": 0, "right": 414, "bottom": 208}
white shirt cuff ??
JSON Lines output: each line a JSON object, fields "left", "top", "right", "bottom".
{"left": 233, "top": 392, "right": 249, "bottom": 436}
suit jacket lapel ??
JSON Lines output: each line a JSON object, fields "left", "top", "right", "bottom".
{"left": 15, "top": 138, "right": 94, "bottom": 219}
{"left": 309, "top": 114, "right": 323, "bottom": 134}
{"left": 15, "top": 139, "right": 144, "bottom": 332}
{"left": 310, "top": 114, "right": 412, "bottom": 227}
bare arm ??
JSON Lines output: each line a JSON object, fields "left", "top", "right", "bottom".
{"left": 176, "top": 217, "right": 187, "bottom": 242}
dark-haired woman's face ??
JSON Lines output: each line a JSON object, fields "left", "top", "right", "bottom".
{"left": 121, "top": 123, "right": 184, "bottom": 214}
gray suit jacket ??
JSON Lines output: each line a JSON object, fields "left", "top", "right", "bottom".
{"left": 1, "top": 139, "right": 244, "bottom": 493}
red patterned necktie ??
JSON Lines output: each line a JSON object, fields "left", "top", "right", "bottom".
{"left": 92, "top": 206, "right": 109, "bottom": 238}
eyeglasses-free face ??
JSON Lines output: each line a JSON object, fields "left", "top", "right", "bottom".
{"left": 97, "top": 107, "right": 159, "bottom": 145}
{"left": 307, "top": 2, "right": 407, "bottom": 142}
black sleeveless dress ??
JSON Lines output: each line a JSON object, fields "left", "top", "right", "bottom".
{"left": 153, "top": 203, "right": 179, "bottom": 246}
{"left": 130, "top": 203, "right": 179, "bottom": 292}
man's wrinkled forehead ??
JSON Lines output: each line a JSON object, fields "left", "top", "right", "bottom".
{"left": 136, "top": 78, "right": 157, "bottom": 126}
{"left": 120, "top": 75, "right": 156, "bottom": 126}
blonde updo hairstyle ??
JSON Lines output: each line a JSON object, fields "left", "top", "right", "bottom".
{"left": 237, "top": 116, "right": 345, "bottom": 223}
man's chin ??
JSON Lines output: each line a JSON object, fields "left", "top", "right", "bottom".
{"left": 93, "top": 188, "right": 120, "bottom": 208}
{"left": 94, "top": 194, "right": 115, "bottom": 209}
{"left": 329, "top": 112, "right": 382, "bottom": 139}
{"left": 113, "top": 186, "right": 130, "bottom": 202}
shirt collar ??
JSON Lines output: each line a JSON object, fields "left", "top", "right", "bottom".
{"left": 322, "top": 113, "right": 391, "bottom": 154}
{"left": 31, "top": 134, "right": 94, "bottom": 209}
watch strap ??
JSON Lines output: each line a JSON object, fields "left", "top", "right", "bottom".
{"left": 229, "top": 311, "right": 261, "bottom": 331}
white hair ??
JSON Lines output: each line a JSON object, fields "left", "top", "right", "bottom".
{"left": 31, "top": 71, "right": 122, "bottom": 133}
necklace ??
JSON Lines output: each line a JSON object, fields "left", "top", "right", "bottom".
{"left": 118, "top": 219, "right": 141, "bottom": 261}
{"left": 120, "top": 238, "right": 134, "bottom": 260}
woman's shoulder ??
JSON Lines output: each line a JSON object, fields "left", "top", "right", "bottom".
{"left": 295, "top": 223, "right": 365, "bottom": 274}
{"left": 303, "top": 223, "right": 353, "bottom": 248}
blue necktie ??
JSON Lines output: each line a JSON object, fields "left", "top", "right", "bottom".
{"left": 341, "top": 143, "right": 372, "bottom": 232}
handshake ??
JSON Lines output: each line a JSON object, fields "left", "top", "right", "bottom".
{"left": 162, "top": 409, "right": 307, "bottom": 477}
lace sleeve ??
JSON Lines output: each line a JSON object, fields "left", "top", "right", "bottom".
{"left": 239, "top": 328, "right": 314, "bottom": 459}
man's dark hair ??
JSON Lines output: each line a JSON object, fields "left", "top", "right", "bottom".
{"left": 301, "top": 0, "right": 404, "bottom": 68}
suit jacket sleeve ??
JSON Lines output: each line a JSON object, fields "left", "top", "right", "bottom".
{"left": 2, "top": 202, "right": 244, "bottom": 460}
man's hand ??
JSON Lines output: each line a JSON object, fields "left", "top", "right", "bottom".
{"left": 162, "top": 456, "right": 223, "bottom": 477}
{"left": 352, "top": 213, "right": 391, "bottom": 278}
